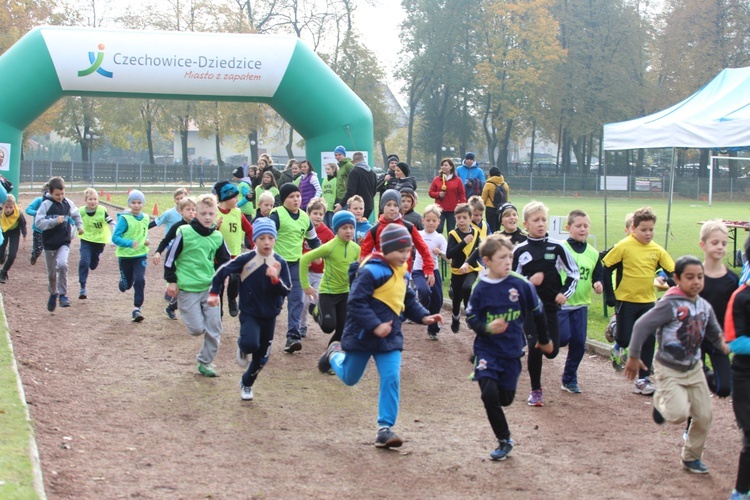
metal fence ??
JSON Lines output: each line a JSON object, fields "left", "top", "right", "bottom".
{"left": 20, "top": 160, "right": 750, "bottom": 200}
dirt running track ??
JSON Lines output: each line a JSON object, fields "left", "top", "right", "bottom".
{"left": 5, "top": 193, "right": 743, "bottom": 498}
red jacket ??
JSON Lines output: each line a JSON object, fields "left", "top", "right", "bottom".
{"left": 359, "top": 215, "right": 434, "bottom": 276}
{"left": 428, "top": 175, "right": 466, "bottom": 212}
{"left": 303, "top": 222, "right": 334, "bottom": 274}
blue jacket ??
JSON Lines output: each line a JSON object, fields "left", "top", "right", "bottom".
{"left": 341, "top": 254, "right": 428, "bottom": 352}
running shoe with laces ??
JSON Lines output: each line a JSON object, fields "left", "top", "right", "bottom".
{"left": 198, "top": 362, "right": 217, "bottom": 377}
{"left": 528, "top": 389, "right": 544, "bottom": 406}
{"left": 132, "top": 308, "right": 145, "bottom": 322}
{"left": 682, "top": 459, "right": 709, "bottom": 474}
{"left": 236, "top": 346, "right": 250, "bottom": 369}
{"left": 283, "top": 338, "right": 302, "bottom": 353}
{"left": 59, "top": 295, "right": 71, "bottom": 307}
{"left": 318, "top": 341, "right": 342, "bottom": 373}
{"left": 47, "top": 293, "right": 58, "bottom": 312}
{"left": 240, "top": 383, "right": 254, "bottom": 401}
{"left": 490, "top": 438, "right": 514, "bottom": 461}
{"left": 79, "top": 288, "right": 87, "bottom": 300}
{"left": 633, "top": 377, "right": 655, "bottom": 395}
{"left": 375, "top": 427, "right": 403, "bottom": 448}
{"left": 561, "top": 382, "right": 581, "bottom": 394}
{"left": 451, "top": 315, "right": 460, "bottom": 333}
{"left": 165, "top": 306, "right": 178, "bottom": 320}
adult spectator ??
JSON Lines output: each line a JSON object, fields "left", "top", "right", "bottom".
{"left": 376, "top": 154, "right": 399, "bottom": 195}
{"left": 297, "top": 159, "right": 322, "bottom": 211}
{"left": 428, "top": 158, "right": 466, "bottom": 234}
{"left": 481, "top": 166, "right": 510, "bottom": 233}
{"left": 333, "top": 145, "right": 354, "bottom": 211}
{"left": 456, "top": 152, "right": 486, "bottom": 198}
{"left": 258, "top": 156, "right": 282, "bottom": 183}
{"left": 394, "top": 162, "right": 417, "bottom": 191}
{"left": 279, "top": 159, "right": 301, "bottom": 186}
{"left": 343, "top": 151, "right": 377, "bottom": 218}
{"left": 241, "top": 160, "right": 249, "bottom": 177}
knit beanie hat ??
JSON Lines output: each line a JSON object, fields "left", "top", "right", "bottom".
{"left": 387, "top": 154, "right": 399, "bottom": 164}
{"left": 334, "top": 145, "right": 346, "bottom": 156}
{"left": 128, "top": 189, "right": 145, "bottom": 205}
{"left": 278, "top": 182, "right": 300, "bottom": 203}
{"left": 399, "top": 187, "right": 417, "bottom": 206}
{"left": 252, "top": 217, "right": 277, "bottom": 241}
{"left": 396, "top": 162, "right": 410, "bottom": 177}
{"left": 380, "top": 223, "right": 412, "bottom": 255}
{"left": 332, "top": 210, "right": 356, "bottom": 233}
{"left": 380, "top": 189, "right": 402, "bottom": 213}
{"left": 498, "top": 202, "right": 518, "bottom": 222}
{"left": 489, "top": 166, "right": 502, "bottom": 177}
{"left": 465, "top": 152, "right": 476, "bottom": 160}
{"left": 232, "top": 166, "right": 245, "bottom": 179}
{"left": 214, "top": 181, "right": 239, "bottom": 202}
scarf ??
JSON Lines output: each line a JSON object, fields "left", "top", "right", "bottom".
{"left": 1, "top": 204, "right": 20, "bottom": 232}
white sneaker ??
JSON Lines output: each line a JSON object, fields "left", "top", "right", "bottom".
{"left": 240, "top": 383, "right": 254, "bottom": 401}
{"left": 236, "top": 346, "right": 249, "bottom": 369}
{"left": 633, "top": 377, "right": 655, "bottom": 395}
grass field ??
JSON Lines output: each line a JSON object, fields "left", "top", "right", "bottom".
{"left": 105, "top": 188, "right": 750, "bottom": 342}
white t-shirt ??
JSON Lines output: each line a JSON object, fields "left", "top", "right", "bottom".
{"left": 414, "top": 230, "right": 447, "bottom": 272}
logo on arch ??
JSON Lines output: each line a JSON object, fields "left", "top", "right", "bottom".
{"left": 78, "top": 43, "right": 113, "bottom": 78}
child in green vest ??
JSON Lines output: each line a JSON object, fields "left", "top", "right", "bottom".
{"left": 77, "top": 187, "right": 116, "bottom": 300}
{"left": 269, "top": 183, "right": 321, "bottom": 353}
{"left": 214, "top": 181, "right": 253, "bottom": 317}
{"left": 255, "top": 171, "right": 280, "bottom": 207}
{"left": 164, "top": 194, "right": 231, "bottom": 378}
{"left": 558, "top": 210, "right": 603, "bottom": 394}
{"left": 112, "top": 190, "right": 150, "bottom": 322}
{"left": 321, "top": 162, "right": 337, "bottom": 228}
{"left": 255, "top": 191, "right": 275, "bottom": 220}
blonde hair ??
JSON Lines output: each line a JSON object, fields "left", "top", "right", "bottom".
{"left": 4, "top": 194, "right": 16, "bottom": 205}
{"left": 325, "top": 162, "right": 338, "bottom": 173}
{"left": 422, "top": 204, "right": 442, "bottom": 219}
{"left": 468, "top": 195, "right": 485, "bottom": 212}
{"left": 624, "top": 212, "right": 634, "bottom": 229}
{"left": 522, "top": 200, "right": 548, "bottom": 221}
{"left": 347, "top": 195, "right": 364, "bottom": 206}
{"left": 258, "top": 191, "right": 275, "bottom": 205}
{"left": 307, "top": 197, "right": 327, "bottom": 214}
{"left": 479, "top": 233, "right": 514, "bottom": 258}
{"left": 83, "top": 187, "right": 98, "bottom": 199}
{"left": 179, "top": 196, "right": 197, "bottom": 210}
{"left": 700, "top": 219, "right": 729, "bottom": 242}
{"left": 173, "top": 187, "right": 188, "bottom": 199}
{"left": 196, "top": 193, "right": 216, "bottom": 208}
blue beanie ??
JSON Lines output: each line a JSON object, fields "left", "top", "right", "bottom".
{"left": 252, "top": 217, "right": 277, "bottom": 241}
{"left": 380, "top": 189, "right": 402, "bottom": 213}
{"left": 334, "top": 145, "right": 346, "bottom": 156}
{"left": 128, "top": 189, "right": 145, "bottom": 205}
{"left": 332, "top": 210, "right": 356, "bottom": 233}
{"left": 465, "top": 152, "right": 476, "bottom": 160}
{"left": 213, "top": 181, "right": 239, "bottom": 202}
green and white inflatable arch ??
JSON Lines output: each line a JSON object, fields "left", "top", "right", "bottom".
{"left": 0, "top": 27, "right": 373, "bottom": 188}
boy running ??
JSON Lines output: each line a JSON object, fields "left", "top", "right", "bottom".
{"left": 77, "top": 188, "right": 115, "bottom": 299}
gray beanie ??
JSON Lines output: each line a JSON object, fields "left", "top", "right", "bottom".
{"left": 380, "top": 223, "right": 412, "bottom": 255}
{"left": 128, "top": 189, "right": 145, "bottom": 205}
{"left": 380, "top": 189, "right": 402, "bottom": 213}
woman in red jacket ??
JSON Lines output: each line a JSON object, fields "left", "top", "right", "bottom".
{"left": 428, "top": 158, "right": 466, "bottom": 234}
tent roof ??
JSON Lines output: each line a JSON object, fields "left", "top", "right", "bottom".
{"left": 603, "top": 67, "right": 750, "bottom": 151}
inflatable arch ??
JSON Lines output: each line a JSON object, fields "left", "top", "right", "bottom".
{"left": 0, "top": 27, "right": 373, "bottom": 188}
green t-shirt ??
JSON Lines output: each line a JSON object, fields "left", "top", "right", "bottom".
{"left": 272, "top": 206, "right": 310, "bottom": 263}
{"left": 563, "top": 240, "right": 600, "bottom": 307}
{"left": 175, "top": 225, "right": 225, "bottom": 292}
{"left": 79, "top": 205, "right": 110, "bottom": 244}
{"left": 115, "top": 213, "right": 149, "bottom": 258}
{"left": 299, "top": 236, "right": 361, "bottom": 294}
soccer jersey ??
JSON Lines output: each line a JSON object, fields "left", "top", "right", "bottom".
{"left": 602, "top": 233, "right": 674, "bottom": 303}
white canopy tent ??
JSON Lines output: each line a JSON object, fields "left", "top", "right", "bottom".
{"left": 602, "top": 66, "right": 750, "bottom": 250}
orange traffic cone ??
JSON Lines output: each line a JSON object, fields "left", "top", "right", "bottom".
{"left": 100, "top": 189, "right": 104, "bottom": 196}
{"left": 153, "top": 203, "right": 159, "bottom": 216}
{"left": 575, "top": 192, "right": 579, "bottom": 198}
{"left": 106, "top": 192, "right": 111, "bottom": 201}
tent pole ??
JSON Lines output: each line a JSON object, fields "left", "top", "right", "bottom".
{"left": 665, "top": 147, "right": 676, "bottom": 250}
{"left": 708, "top": 155, "right": 714, "bottom": 206}
{"left": 601, "top": 132, "right": 608, "bottom": 318}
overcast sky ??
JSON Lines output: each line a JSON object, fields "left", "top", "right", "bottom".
{"left": 354, "top": 0, "right": 405, "bottom": 70}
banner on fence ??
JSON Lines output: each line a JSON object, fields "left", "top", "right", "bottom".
{"left": 599, "top": 176, "right": 628, "bottom": 191}
{"left": 635, "top": 177, "right": 663, "bottom": 192}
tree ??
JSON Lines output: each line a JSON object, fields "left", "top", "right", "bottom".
{"left": 54, "top": 97, "right": 102, "bottom": 162}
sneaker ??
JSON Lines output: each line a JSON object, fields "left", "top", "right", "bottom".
{"left": 429, "top": 332, "right": 438, "bottom": 341}
{"left": 228, "top": 298, "right": 239, "bottom": 317}
{"left": 318, "top": 341, "right": 342, "bottom": 373}
{"left": 633, "top": 377, "right": 655, "bottom": 395}
{"left": 300, "top": 327, "right": 307, "bottom": 338}
{"left": 198, "top": 362, "right": 217, "bottom": 377}
{"left": 240, "top": 383, "right": 254, "bottom": 401}
{"left": 236, "top": 346, "right": 249, "bottom": 369}
{"left": 47, "top": 294, "right": 58, "bottom": 312}
{"left": 681, "top": 459, "right": 709, "bottom": 474}
{"left": 283, "top": 338, "right": 302, "bottom": 354}
{"left": 490, "top": 438, "right": 514, "bottom": 461}
{"left": 79, "top": 288, "right": 87, "bottom": 300}
{"left": 0, "top": 269, "right": 8, "bottom": 284}
{"left": 59, "top": 295, "right": 71, "bottom": 308}
{"left": 611, "top": 346, "right": 624, "bottom": 371}
{"left": 30, "top": 254, "right": 38, "bottom": 266}
{"left": 528, "top": 389, "right": 544, "bottom": 407}
{"left": 653, "top": 407, "right": 665, "bottom": 425}
{"left": 451, "top": 315, "right": 460, "bottom": 333}
{"left": 561, "top": 382, "right": 581, "bottom": 394}
{"left": 132, "top": 309, "right": 145, "bottom": 322}
{"left": 604, "top": 315, "right": 616, "bottom": 343}
{"left": 165, "top": 306, "right": 177, "bottom": 320}
{"left": 375, "top": 427, "right": 403, "bottom": 448}
{"left": 730, "top": 490, "right": 750, "bottom": 500}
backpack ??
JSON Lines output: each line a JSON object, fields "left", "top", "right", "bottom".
{"left": 466, "top": 176, "right": 483, "bottom": 197}
{"left": 492, "top": 181, "right": 507, "bottom": 208}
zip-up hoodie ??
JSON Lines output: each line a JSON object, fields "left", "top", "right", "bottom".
{"left": 299, "top": 235, "right": 361, "bottom": 294}
{"left": 35, "top": 193, "right": 83, "bottom": 250}
{"left": 630, "top": 287, "right": 724, "bottom": 371}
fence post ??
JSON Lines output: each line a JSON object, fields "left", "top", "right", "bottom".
{"left": 30, "top": 160, "right": 34, "bottom": 191}
{"left": 731, "top": 177, "right": 734, "bottom": 201}
{"left": 529, "top": 169, "right": 533, "bottom": 195}
{"left": 164, "top": 163, "right": 167, "bottom": 189}
{"left": 697, "top": 176, "right": 700, "bottom": 200}
{"left": 115, "top": 163, "right": 119, "bottom": 189}
{"left": 71, "top": 160, "right": 74, "bottom": 190}
{"left": 563, "top": 172, "right": 566, "bottom": 196}
{"left": 189, "top": 163, "right": 193, "bottom": 189}
{"left": 91, "top": 161, "right": 95, "bottom": 188}
{"left": 216, "top": 164, "right": 220, "bottom": 183}
{"left": 139, "top": 162, "right": 143, "bottom": 189}
{"left": 49, "top": 160, "right": 52, "bottom": 180}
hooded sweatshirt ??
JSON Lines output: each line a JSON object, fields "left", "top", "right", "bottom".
{"left": 482, "top": 174, "right": 510, "bottom": 208}
{"left": 630, "top": 287, "right": 724, "bottom": 372}
{"left": 343, "top": 160, "right": 377, "bottom": 218}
